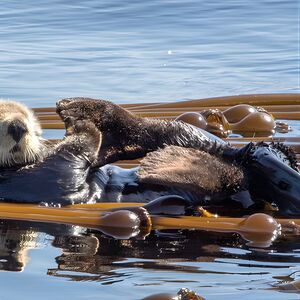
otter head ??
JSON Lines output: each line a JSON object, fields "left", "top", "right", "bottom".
{"left": 0, "top": 101, "right": 44, "bottom": 168}
{"left": 56, "top": 97, "right": 135, "bottom": 131}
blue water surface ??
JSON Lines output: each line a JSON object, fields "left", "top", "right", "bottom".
{"left": 0, "top": 0, "right": 299, "bottom": 107}
{"left": 0, "top": 1, "right": 299, "bottom": 300}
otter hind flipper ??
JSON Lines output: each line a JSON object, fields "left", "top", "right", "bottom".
{"left": 244, "top": 142, "right": 300, "bottom": 215}
{"left": 139, "top": 146, "right": 244, "bottom": 199}
{"left": 268, "top": 142, "right": 298, "bottom": 171}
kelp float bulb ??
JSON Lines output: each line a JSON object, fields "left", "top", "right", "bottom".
{"left": 175, "top": 112, "right": 207, "bottom": 129}
{"left": 239, "top": 213, "right": 279, "bottom": 234}
{"left": 101, "top": 210, "right": 140, "bottom": 228}
{"left": 238, "top": 213, "right": 281, "bottom": 247}
{"left": 223, "top": 104, "right": 257, "bottom": 123}
{"left": 99, "top": 208, "right": 152, "bottom": 239}
{"left": 226, "top": 105, "right": 276, "bottom": 136}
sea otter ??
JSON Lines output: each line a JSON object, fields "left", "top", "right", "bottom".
{"left": 0, "top": 99, "right": 102, "bottom": 204}
{"left": 0, "top": 98, "right": 299, "bottom": 215}
{"left": 0, "top": 101, "right": 47, "bottom": 168}
{"left": 56, "top": 97, "right": 227, "bottom": 166}
{"left": 56, "top": 97, "right": 300, "bottom": 215}
{"left": 0, "top": 99, "right": 246, "bottom": 208}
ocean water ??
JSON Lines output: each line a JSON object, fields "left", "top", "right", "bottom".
{"left": 0, "top": 1, "right": 299, "bottom": 300}
{"left": 0, "top": 0, "right": 299, "bottom": 107}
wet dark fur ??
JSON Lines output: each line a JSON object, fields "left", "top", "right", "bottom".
{"left": 54, "top": 98, "right": 300, "bottom": 215}
{"left": 0, "top": 98, "right": 237, "bottom": 206}
{"left": 0, "top": 121, "right": 102, "bottom": 205}
{"left": 57, "top": 98, "right": 227, "bottom": 166}
{"left": 265, "top": 142, "right": 298, "bottom": 171}
{"left": 0, "top": 98, "right": 299, "bottom": 216}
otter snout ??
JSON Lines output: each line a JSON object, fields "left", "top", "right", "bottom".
{"left": 7, "top": 120, "right": 28, "bottom": 143}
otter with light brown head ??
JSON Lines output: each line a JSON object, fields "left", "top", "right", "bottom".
{"left": 0, "top": 101, "right": 46, "bottom": 168}
{"left": 0, "top": 101, "right": 103, "bottom": 205}
{"left": 0, "top": 98, "right": 299, "bottom": 216}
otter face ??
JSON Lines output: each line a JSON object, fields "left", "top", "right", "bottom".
{"left": 0, "top": 101, "right": 44, "bottom": 167}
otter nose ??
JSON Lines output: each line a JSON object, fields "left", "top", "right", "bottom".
{"left": 7, "top": 120, "right": 28, "bottom": 143}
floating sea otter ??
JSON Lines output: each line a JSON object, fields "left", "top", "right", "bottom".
{"left": 0, "top": 98, "right": 299, "bottom": 215}
{"left": 0, "top": 101, "right": 47, "bottom": 167}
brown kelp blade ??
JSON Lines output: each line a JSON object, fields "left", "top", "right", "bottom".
{"left": 35, "top": 93, "right": 300, "bottom": 158}
{"left": 0, "top": 202, "right": 298, "bottom": 233}
{"left": 34, "top": 93, "right": 300, "bottom": 121}
{"left": 0, "top": 203, "right": 105, "bottom": 228}
{"left": 126, "top": 93, "right": 300, "bottom": 110}
{"left": 33, "top": 93, "right": 300, "bottom": 114}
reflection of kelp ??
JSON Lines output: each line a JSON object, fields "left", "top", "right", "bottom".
{"left": 47, "top": 230, "right": 238, "bottom": 282}
{"left": 1, "top": 218, "right": 300, "bottom": 281}
{"left": 47, "top": 230, "right": 300, "bottom": 283}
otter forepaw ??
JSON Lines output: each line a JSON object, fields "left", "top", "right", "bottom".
{"left": 61, "top": 115, "right": 76, "bottom": 131}
{"left": 56, "top": 98, "right": 83, "bottom": 123}
{"left": 64, "top": 120, "right": 102, "bottom": 163}
{"left": 67, "top": 120, "right": 100, "bottom": 139}
{"left": 56, "top": 98, "right": 75, "bottom": 112}
{"left": 58, "top": 108, "right": 83, "bottom": 131}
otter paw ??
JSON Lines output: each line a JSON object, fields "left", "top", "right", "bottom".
{"left": 61, "top": 115, "right": 77, "bottom": 130}
{"left": 66, "top": 120, "right": 102, "bottom": 157}
{"left": 56, "top": 98, "right": 82, "bottom": 121}
{"left": 67, "top": 120, "right": 99, "bottom": 137}
{"left": 56, "top": 98, "right": 74, "bottom": 122}
{"left": 56, "top": 98, "right": 74, "bottom": 112}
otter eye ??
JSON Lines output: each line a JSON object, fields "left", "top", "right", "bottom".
{"left": 7, "top": 120, "right": 28, "bottom": 143}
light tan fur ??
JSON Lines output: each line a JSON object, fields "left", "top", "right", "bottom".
{"left": 0, "top": 100, "right": 45, "bottom": 167}
{"left": 139, "top": 145, "right": 244, "bottom": 194}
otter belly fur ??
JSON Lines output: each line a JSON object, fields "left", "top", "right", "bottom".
{"left": 0, "top": 98, "right": 299, "bottom": 216}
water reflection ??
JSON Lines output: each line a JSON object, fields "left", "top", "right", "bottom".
{"left": 0, "top": 219, "right": 299, "bottom": 277}
{"left": 0, "top": 219, "right": 300, "bottom": 299}
{"left": 0, "top": 221, "right": 39, "bottom": 272}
